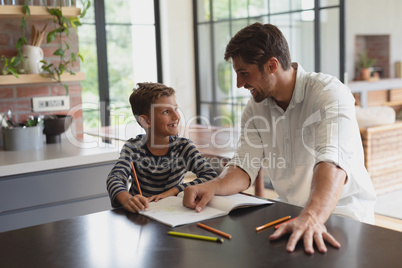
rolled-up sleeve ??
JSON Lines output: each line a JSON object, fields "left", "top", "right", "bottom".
{"left": 311, "top": 85, "right": 357, "bottom": 179}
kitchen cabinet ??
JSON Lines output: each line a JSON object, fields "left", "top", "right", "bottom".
{"left": 0, "top": 139, "right": 122, "bottom": 233}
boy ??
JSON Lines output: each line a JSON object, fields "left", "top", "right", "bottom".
{"left": 106, "top": 82, "right": 217, "bottom": 213}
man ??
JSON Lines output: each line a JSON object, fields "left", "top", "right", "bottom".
{"left": 183, "top": 23, "right": 376, "bottom": 254}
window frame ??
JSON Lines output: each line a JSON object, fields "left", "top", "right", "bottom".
{"left": 193, "top": 0, "right": 346, "bottom": 126}
{"left": 91, "top": 0, "right": 163, "bottom": 127}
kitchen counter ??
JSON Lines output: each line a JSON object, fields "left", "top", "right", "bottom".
{"left": 0, "top": 135, "right": 125, "bottom": 233}
{"left": 0, "top": 135, "right": 122, "bottom": 177}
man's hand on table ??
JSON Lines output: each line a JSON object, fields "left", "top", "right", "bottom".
{"left": 269, "top": 212, "right": 341, "bottom": 254}
{"left": 182, "top": 181, "right": 218, "bottom": 212}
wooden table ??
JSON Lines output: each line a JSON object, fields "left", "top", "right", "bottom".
{"left": 85, "top": 123, "right": 266, "bottom": 196}
{"left": 1, "top": 198, "right": 400, "bottom": 267}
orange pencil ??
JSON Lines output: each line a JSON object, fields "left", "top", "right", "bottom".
{"left": 256, "top": 216, "right": 291, "bottom": 232}
{"left": 197, "top": 223, "right": 232, "bottom": 240}
{"left": 130, "top": 161, "right": 142, "bottom": 196}
{"left": 274, "top": 217, "right": 297, "bottom": 229}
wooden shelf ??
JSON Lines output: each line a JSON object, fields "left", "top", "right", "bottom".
{"left": 0, "top": 72, "right": 85, "bottom": 85}
{"left": 0, "top": 5, "right": 81, "bottom": 19}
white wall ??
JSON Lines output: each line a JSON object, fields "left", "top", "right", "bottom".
{"left": 160, "top": 0, "right": 196, "bottom": 123}
{"left": 346, "top": 0, "right": 402, "bottom": 80}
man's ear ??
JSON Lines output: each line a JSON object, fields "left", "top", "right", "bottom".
{"left": 138, "top": 115, "right": 150, "bottom": 128}
{"left": 266, "top": 57, "right": 279, "bottom": 73}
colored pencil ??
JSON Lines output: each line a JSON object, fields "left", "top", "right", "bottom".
{"left": 197, "top": 223, "right": 232, "bottom": 239}
{"left": 130, "top": 161, "right": 142, "bottom": 196}
{"left": 168, "top": 231, "right": 224, "bottom": 243}
{"left": 255, "top": 216, "right": 291, "bottom": 232}
{"left": 274, "top": 217, "right": 298, "bottom": 229}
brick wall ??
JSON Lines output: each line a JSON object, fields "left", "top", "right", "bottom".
{"left": 0, "top": 16, "right": 83, "bottom": 139}
{"left": 355, "top": 35, "right": 390, "bottom": 79}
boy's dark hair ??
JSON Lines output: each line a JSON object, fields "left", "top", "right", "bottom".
{"left": 129, "top": 82, "right": 175, "bottom": 122}
{"left": 224, "top": 22, "right": 292, "bottom": 72}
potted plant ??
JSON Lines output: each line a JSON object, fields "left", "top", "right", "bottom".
{"left": 40, "top": 0, "right": 90, "bottom": 95}
{"left": 0, "top": 0, "right": 90, "bottom": 95}
{"left": 356, "top": 50, "right": 376, "bottom": 81}
{"left": 0, "top": 3, "right": 30, "bottom": 76}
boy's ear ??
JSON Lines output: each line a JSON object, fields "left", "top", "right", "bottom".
{"left": 138, "top": 115, "right": 151, "bottom": 128}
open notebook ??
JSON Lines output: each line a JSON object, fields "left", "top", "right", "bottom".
{"left": 139, "top": 192, "right": 273, "bottom": 227}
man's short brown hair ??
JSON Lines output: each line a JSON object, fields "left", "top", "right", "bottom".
{"left": 129, "top": 82, "right": 176, "bottom": 121}
{"left": 224, "top": 22, "right": 292, "bottom": 72}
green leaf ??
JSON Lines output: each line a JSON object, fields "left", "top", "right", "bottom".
{"left": 20, "top": 17, "right": 26, "bottom": 30}
{"left": 16, "top": 38, "right": 23, "bottom": 50}
{"left": 47, "top": 31, "right": 57, "bottom": 43}
{"left": 64, "top": 26, "right": 70, "bottom": 36}
{"left": 22, "top": 4, "right": 30, "bottom": 16}
{"left": 65, "top": 41, "right": 69, "bottom": 50}
{"left": 21, "top": 36, "right": 27, "bottom": 45}
{"left": 48, "top": 8, "right": 62, "bottom": 17}
{"left": 54, "top": 48, "right": 65, "bottom": 56}
{"left": 77, "top": 52, "right": 84, "bottom": 62}
{"left": 9, "top": 68, "right": 19, "bottom": 77}
{"left": 64, "top": 84, "right": 69, "bottom": 96}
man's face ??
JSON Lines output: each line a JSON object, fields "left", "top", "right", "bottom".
{"left": 233, "top": 58, "right": 274, "bottom": 103}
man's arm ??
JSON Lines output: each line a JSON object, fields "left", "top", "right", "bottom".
{"left": 270, "top": 161, "right": 346, "bottom": 254}
{"left": 182, "top": 165, "right": 250, "bottom": 212}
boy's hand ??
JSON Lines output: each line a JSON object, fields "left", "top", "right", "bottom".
{"left": 149, "top": 188, "right": 179, "bottom": 202}
{"left": 122, "top": 194, "right": 149, "bottom": 213}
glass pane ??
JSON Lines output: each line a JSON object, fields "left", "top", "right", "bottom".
{"left": 106, "top": 24, "right": 135, "bottom": 114}
{"left": 215, "top": 104, "right": 233, "bottom": 127}
{"left": 270, "top": 14, "right": 291, "bottom": 44}
{"left": 198, "top": 24, "right": 213, "bottom": 102}
{"left": 249, "top": 0, "right": 268, "bottom": 17}
{"left": 78, "top": 24, "right": 100, "bottom": 130}
{"left": 77, "top": 0, "right": 95, "bottom": 24}
{"left": 197, "top": 0, "right": 211, "bottom": 22}
{"left": 320, "top": 8, "right": 340, "bottom": 78}
{"left": 291, "top": 12, "right": 315, "bottom": 72}
{"left": 132, "top": 26, "right": 157, "bottom": 84}
{"left": 321, "top": 0, "right": 339, "bottom": 7}
{"left": 231, "top": 0, "right": 248, "bottom": 19}
{"left": 230, "top": 19, "right": 251, "bottom": 43}
{"left": 200, "top": 103, "right": 213, "bottom": 126}
{"left": 270, "top": 1, "right": 290, "bottom": 14}
{"left": 131, "top": 0, "right": 155, "bottom": 24}
{"left": 214, "top": 22, "right": 231, "bottom": 103}
{"left": 213, "top": 0, "right": 230, "bottom": 20}
{"left": 292, "top": 0, "right": 315, "bottom": 10}
{"left": 105, "top": 0, "right": 132, "bottom": 24}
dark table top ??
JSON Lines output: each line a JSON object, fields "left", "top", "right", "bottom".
{"left": 0, "top": 198, "right": 401, "bottom": 268}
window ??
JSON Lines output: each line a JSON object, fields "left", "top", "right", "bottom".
{"left": 193, "top": 0, "right": 345, "bottom": 127}
{"left": 77, "top": 0, "right": 161, "bottom": 131}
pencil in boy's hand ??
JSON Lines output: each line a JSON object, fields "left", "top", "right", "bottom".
{"left": 130, "top": 161, "right": 142, "bottom": 196}
{"left": 197, "top": 223, "right": 232, "bottom": 239}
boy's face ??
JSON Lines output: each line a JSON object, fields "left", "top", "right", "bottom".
{"left": 146, "top": 95, "right": 180, "bottom": 138}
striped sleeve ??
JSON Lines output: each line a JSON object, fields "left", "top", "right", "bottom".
{"left": 106, "top": 139, "right": 137, "bottom": 208}
{"left": 174, "top": 138, "right": 218, "bottom": 192}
